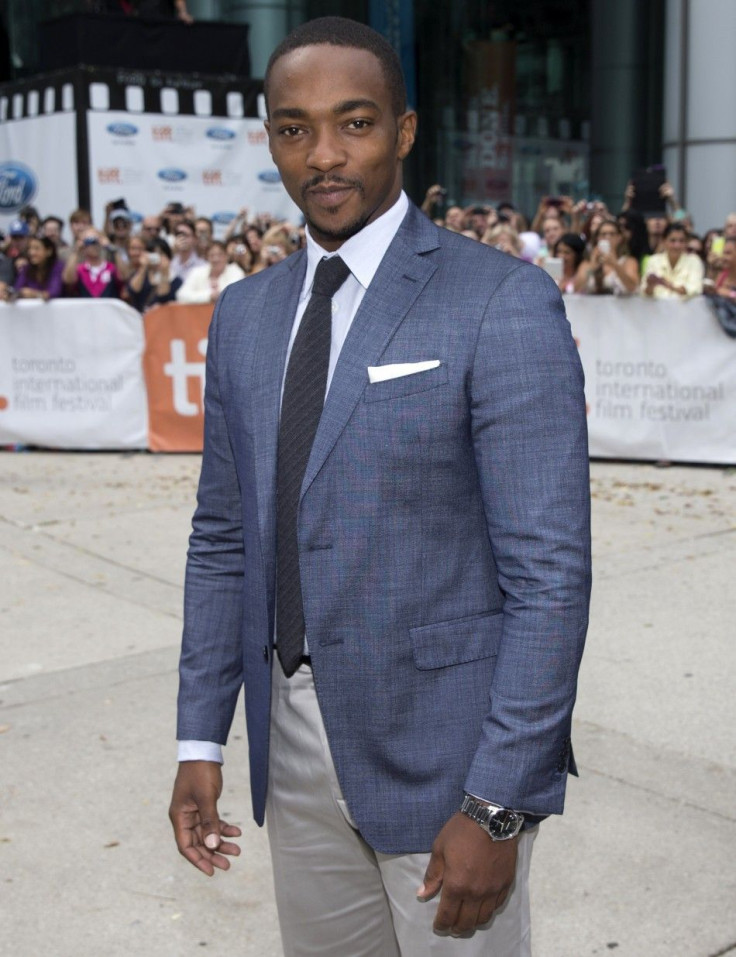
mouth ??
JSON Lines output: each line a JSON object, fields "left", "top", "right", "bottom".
{"left": 303, "top": 180, "right": 361, "bottom": 211}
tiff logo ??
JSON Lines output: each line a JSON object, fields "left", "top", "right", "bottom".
{"left": 164, "top": 338, "right": 207, "bottom": 415}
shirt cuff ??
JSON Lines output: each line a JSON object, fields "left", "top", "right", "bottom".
{"left": 177, "top": 740, "right": 224, "bottom": 763}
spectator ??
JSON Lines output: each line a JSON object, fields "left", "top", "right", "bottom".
{"left": 69, "top": 208, "right": 93, "bottom": 248}
{"left": 126, "top": 237, "right": 182, "bottom": 311}
{"left": 169, "top": 219, "right": 206, "bottom": 283}
{"left": 162, "top": 202, "right": 187, "bottom": 245}
{"left": 251, "top": 224, "right": 295, "bottom": 273}
{"left": 645, "top": 214, "right": 668, "bottom": 254}
{"left": 244, "top": 223, "right": 264, "bottom": 258}
{"left": 420, "top": 183, "right": 445, "bottom": 218}
{"left": 687, "top": 234, "right": 705, "bottom": 261}
{"left": 195, "top": 217, "right": 213, "bottom": 258}
{"left": 583, "top": 220, "right": 639, "bottom": 295}
{"left": 444, "top": 205, "right": 465, "bottom": 232}
{"left": 724, "top": 213, "right": 736, "bottom": 240}
{"left": 537, "top": 215, "right": 564, "bottom": 264}
{"left": 641, "top": 222, "right": 704, "bottom": 299}
{"left": 13, "top": 237, "right": 64, "bottom": 300}
{"left": 616, "top": 209, "right": 650, "bottom": 267}
{"left": 553, "top": 232, "right": 587, "bottom": 294}
{"left": 4, "top": 219, "right": 31, "bottom": 265}
{"left": 176, "top": 240, "right": 244, "bottom": 303}
{"left": 139, "top": 214, "right": 163, "bottom": 242}
{"left": 62, "top": 228, "right": 121, "bottom": 298}
{"left": 481, "top": 223, "right": 522, "bottom": 257}
{"left": 711, "top": 236, "right": 736, "bottom": 300}
{"left": 226, "top": 236, "right": 255, "bottom": 275}
{"left": 467, "top": 205, "right": 492, "bottom": 239}
{"left": 108, "top": 208, "right": 134, "bottom": 274}
{"left": 19, "top": 204, "right": 41, "bottom": 237}
{"left": 41, "top": 216, "right": 70, "bottom": 258}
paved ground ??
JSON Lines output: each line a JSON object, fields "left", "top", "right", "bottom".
{"left": 1, "top": 452, "right": 735, "bottom": 957}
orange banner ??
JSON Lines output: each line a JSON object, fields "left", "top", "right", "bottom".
{"left": 142, "top": 303, "right": 213, "bottom": 452}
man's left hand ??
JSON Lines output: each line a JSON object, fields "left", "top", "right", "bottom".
{"left": 417, "top": 812, "right": 518, "bottom": 936}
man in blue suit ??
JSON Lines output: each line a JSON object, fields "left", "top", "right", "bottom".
{"left": 169, "top": 16, "right": 591, "bottom": 956}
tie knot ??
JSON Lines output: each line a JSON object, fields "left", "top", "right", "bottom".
{"left": 312, "top": 255, "right": 351, "bottom": 298}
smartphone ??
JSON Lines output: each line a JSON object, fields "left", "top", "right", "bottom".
{"left": 711, "top": 236, "right": 726, "bottom": 256}
{"left": 543, "top": 257, "right": 563, "bottom": 281}
{"left": 598, "top": 239, "right": 611, "bottom": 256}
{"left": 148, "top": 252, "right": 160, "bottom": 266}
{"left": 630, "top": 167, "right": 666, "bottom": 216}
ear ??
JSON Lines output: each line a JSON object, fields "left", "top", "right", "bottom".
{"left": 396, "top": 110, "right": 417, "bottom": 160}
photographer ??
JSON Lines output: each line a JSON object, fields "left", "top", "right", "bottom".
{"left": 125, "top": 238, "right": 181, "bottom": 312}
{"left": 583, "top": 220, "right": 639, "bottom": 295}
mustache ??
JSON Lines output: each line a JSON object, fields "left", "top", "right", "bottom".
{"left": 301, "top": 174, "right": 364, "bottom": 194}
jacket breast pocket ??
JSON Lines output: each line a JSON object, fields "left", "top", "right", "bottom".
{"left": 363, "top": 362, "right": 449, "bottom": 403}
{"left": 410, "top": 610, "right": 503, "bottom": 670}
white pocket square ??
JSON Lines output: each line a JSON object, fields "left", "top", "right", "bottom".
{"left": 367, "top": 360, "right": 441, "bottom": 384}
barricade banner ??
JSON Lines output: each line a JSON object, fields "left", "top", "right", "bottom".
{"left": 565, "top": 295, "right": 736, "bottom": 464}
{"left": 142, "top": 303, "right": 212, "bottom": 452}
{"left": 0, "top": 299, "right": 147, "bottom": 449}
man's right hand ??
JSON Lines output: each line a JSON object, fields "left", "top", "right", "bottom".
{"left": 169, "top": 761, "right": 242, "bottom": 876}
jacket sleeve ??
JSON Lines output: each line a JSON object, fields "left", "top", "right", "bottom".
{"left": 464, "top": 262, "right": 591, "bottom": 815}
{"left": 176, "top": 286, "right": 246, "bottom": 743}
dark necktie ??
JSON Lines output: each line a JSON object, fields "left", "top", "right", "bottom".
{"left": 276, "top": 255, "right": 351, "bottom": 677}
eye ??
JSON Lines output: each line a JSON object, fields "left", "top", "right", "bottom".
{"left": 279, "top": 125, "right": 304, "bottom": 137}
{"left": 346, "top": 118, "right": 372, "bottom": 131}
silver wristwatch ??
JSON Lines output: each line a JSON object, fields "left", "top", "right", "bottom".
{"left": 460, "top": 794, "right": 524, "bottom": 841}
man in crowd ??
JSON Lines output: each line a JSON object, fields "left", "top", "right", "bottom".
{"left": 169, "top": 219, "right": 205, "bottom": 283}
{"left": 169, "top": 15, "right": 590, "bottom": 957}
{"left": 642, "top": 222, "right": 704, "bottom": 299}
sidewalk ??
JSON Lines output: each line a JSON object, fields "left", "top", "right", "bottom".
{"left": 1, "top": 452, "right": 735, "bottom": 957}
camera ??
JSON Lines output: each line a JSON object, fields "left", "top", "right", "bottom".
{"left": 148, "top": 252, "right": 161, "bottom": 266}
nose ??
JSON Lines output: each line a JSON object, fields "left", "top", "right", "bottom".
{"left": 306, "top": 126, "right": 347, "bottom": 172}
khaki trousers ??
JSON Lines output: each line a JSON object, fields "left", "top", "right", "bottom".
{"left": 266, "top": 662, "right": 536, "bottom": 957}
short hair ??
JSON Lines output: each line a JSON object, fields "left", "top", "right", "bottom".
{"left": 264, "top": 17, "right": 407, "bottom": 117}
{"left": 663, "top": 222, "right": 687, "bottom": 240}
{"left": 70, "top": 208, "right": 92, "bottom": 224}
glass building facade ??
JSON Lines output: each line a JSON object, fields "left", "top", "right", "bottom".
{"left": 4, "top": 0, "right": 733, "bottom": 228}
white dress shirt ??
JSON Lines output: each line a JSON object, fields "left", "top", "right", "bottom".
{"left": 178, "top": 192, "right": 410, "bottom": 764}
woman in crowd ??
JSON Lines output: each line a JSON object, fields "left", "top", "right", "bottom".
{"left": 481, "top": 222, "right": 522, "bottom": 257}
{"left": 226, "top": 236, "right": 255, "bottom": 276}
{"left": 13, "top": 237, "right": 65, "bottom": 300}
{"left": 553, "top": 233, "right": 587, "bottom": 293}
{"left": 126, "top": 238, "right": 182, "bottom": 311}
{"left": 176, "top": 240, "right": 244, "bottom": 303}
{"left": 583, "top": 220, "right": 640, "bottom": 295}
{"left": 616, "top": 209, "right": 650, "bottom": 268}
{"left": 61, "top": 228, "right": 121, "bottom": 298}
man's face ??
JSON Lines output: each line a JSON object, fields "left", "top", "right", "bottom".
{"left": 71, "top": 217, "right": 91, "bottom": 240}
{"left": 174, "top": 225, "right": 195, "bottom": 255}
{"left": 266, "top": 44, "right": 416, "bottom": 251}
{"left": 664, "top": 229, "right": 686, "bottom": 262}
{"left": 140, "top": 217, "right": 161, "bottom": 238}
{"left": 647, "top": 216, "right": 667, "bottom": 237}
{"left": 42, "top": 220, "right": 62, "bottom": 244}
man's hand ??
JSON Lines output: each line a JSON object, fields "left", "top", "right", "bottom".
{"left": 417, "top": 812, "right": 518, "bottom": 936}
{"left": 169, "top": 761, "right": 242, "bottom": 876}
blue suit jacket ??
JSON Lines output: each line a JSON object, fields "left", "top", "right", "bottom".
{"left": 177, "top": 203, "right": 591, "bottom": 854}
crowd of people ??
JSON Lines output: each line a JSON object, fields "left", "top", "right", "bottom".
{"left": 1, "top": 184, "right": 735, "bottom": 313}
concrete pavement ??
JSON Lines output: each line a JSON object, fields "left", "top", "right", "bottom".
{"left": 1, "top": 452, "right": 735, "bottom": 957}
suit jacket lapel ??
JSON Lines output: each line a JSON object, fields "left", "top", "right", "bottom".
{"left": 251, "top": 251, "right": 307, "bottom": 576}
{"left": 302, "top": 206, "right": 439, "bottom": 498}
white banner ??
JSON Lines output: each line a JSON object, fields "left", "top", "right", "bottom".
{"left": 0, "top": 112, "right": 78, "bottom": 235}
{"left": 87, "top": 111, "right": 300, "bottom": 235}
{"left": 0, "top": 299, "right": 148, "bottom": 450}
{"left": 565, "top": 295, "right": 736, "bottom": 464}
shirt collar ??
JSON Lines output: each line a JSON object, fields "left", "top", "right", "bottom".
{"left": 302, "top": 191, "right": 409, "bottom": 296}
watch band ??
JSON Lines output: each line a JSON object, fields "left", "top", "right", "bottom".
{"left": 460, "top": 794, "right": 524, "bottom": 841}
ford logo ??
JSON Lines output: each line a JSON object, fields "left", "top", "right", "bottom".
{"left": 107, "top": 122, "right": 138, "bottom": 137}
{"left": 158, "top": 168, "right": 187, "bottom": 183}
{"left": 0, "top": 161, "right": 38, "bottom": 211}
{"left": 212, "top": 211, "right": 236, "bottom": 224}
{"left": 257, "top": 170, "right": 282, "bottom": 184}
{"left": 206, "top": 127, "right": 236, "bottom": 141}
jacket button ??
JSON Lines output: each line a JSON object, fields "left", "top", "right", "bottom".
{"left": 263, "top": 645, "right": 269, "bottom": 663}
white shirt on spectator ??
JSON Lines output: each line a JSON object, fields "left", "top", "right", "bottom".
{"left": 176, "top": 262, "right": 245, "bottom": 304}
{"left": 641, "top": 251, "right": 704, "bottom": 299}
{"left": 170, "top": 252, "right": 207, "bottom": 284}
